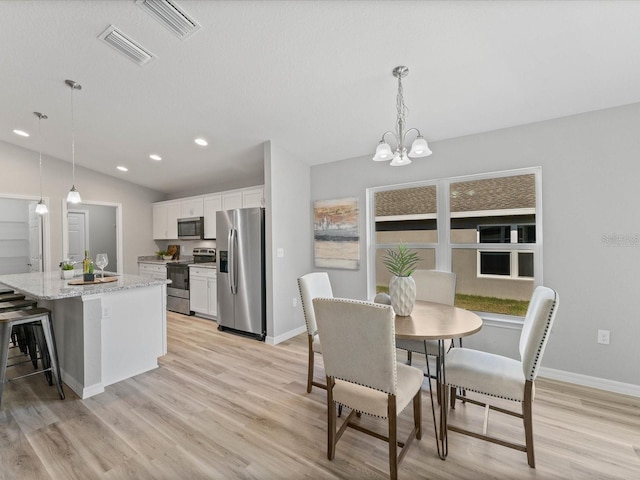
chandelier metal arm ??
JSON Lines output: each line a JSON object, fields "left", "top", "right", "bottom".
{"left": 373, "top": 66, "right": 432, "bottom": 166}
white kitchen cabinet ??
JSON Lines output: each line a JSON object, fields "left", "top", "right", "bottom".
{"left": 189, "top": 266, "right": 217, "bottom": 318}
{"left": 181, "top": 197, "right": 204, "bottom": 218}
{"left": 222, "top": 191, "right": 243, "bottom": 210}
{"left": 242, "top": 187, "right": 264, "bottom": 208}
{"left": 138, "top": 262, "right": 167, "bottom": 281}
{"left": 203, "top": 194, "right": 222, "bottom": 239}
{"left": 152, "top": 201, "right": 180, "bottom": 239}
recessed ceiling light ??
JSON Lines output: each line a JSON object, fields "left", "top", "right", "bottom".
{"left": 117, "top": 166, "right": 128, "bottom": 172}
{"left": 13, "top": 129, "right": 29, "bottom": 137}
{"left": 149, "top": 154, "right": 162, "bottom": 161}
{"left": 194, "top": 138, "right": 208, "bottom": 146}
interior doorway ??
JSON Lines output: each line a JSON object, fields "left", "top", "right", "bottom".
{"left": 63, "top": 200, "right": 122, "bottom": 274}
{"left": 0, "top": 195, "right": 49, "bottom": 274}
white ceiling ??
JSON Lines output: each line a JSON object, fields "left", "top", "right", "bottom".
{"left": 2, "top": 1, "right": 640, "bottom": 195}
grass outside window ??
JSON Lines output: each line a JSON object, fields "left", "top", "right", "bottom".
{"left": 375, "top": 286, "right": 529, "bottom": 316}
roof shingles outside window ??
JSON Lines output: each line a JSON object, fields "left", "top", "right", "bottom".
{"left": 375, "top": 174, "right": 535, "bottom": 217}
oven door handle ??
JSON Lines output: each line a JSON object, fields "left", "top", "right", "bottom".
{"left": 229, "top": 228, "right": 237, "bottom": 294}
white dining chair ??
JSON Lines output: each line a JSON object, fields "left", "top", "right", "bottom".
{"left": 313, "top": 297, "right": 423, "bottom": 480}
{"left": 297, "top": 272, "right": 333, "bottom": 393}
{"left": 445, "top": 285, "right": 559, "bottom": 467}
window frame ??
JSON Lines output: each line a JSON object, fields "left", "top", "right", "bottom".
{"left": 367, "top": 167, "right": 543, "bottom": 320}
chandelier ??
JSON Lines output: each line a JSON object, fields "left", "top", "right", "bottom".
{"left": 372, "top": 66, "right": 432, "bottom": 166}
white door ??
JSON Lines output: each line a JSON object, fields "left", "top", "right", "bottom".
{"left": 68, "top": 210, "right": 89, "bottom": 263}
{"left": 28, "top": 203, "right": 43, "bottom": 272}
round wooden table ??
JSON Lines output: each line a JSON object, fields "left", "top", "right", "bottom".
{"left": 394, "top": 300, "right": 483, "bottom": 460}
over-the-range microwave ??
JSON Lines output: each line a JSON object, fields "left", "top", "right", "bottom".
{"left": 177, "top": 217, "right": 204, "bottom": 240}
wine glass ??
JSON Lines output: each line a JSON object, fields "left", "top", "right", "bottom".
{"left": 95, "top": 253, "right": 108, "bottom": 279}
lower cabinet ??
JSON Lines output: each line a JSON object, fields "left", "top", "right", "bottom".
{"left": 138, "top": 262, "right": 167, "bottom": 281}
{"left": 189, "top": 267, "right": 217, "bottom": 318}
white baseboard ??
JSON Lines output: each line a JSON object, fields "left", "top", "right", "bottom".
{"left": 62, "top": 370, "right": 105, "bottom": 399}
{"left": 266, "top": 324, "right": 307, "bottom": 345}
{"left": 539, "top": 366, "right": 640, "bottom": 398}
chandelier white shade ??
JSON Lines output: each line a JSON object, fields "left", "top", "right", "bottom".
{"left": 66, "top": 79, "right": 82, "bottom": 204}
{"left": 373, "top": 66, "right": 432, "bottom": 166}
{"left": 34, "top": 112, "right": 48, "bottom": 215}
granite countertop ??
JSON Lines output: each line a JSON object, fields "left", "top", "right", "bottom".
{"left": 0, "top": 271, "right": 170, "bottom": 300}
{"left": 138, "top": 255, "right": 194, "bottom": 265}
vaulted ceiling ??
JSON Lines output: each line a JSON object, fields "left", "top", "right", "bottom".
{"left": 2, "top": 1, "right": 640, "bottom": 194}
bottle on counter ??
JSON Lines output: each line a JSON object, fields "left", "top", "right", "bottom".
{"left": 83, "top": 250, "right": 95, "bottom": 281}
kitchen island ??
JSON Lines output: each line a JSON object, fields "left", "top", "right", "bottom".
{"left": 0, "top": 271, "right": 169, "bottom": 399}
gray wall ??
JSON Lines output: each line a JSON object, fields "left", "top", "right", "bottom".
{"left": 0, "top": 139, "right": 163, "bottom": 273}
{"left": 310, "top": 103, "right": 640, "bottom": 389}
{"left": 265, "top": 141, "right": 312, "bottom": 342}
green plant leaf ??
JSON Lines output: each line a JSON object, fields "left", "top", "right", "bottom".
{"left": 382, "top": 243, "right": 420, "bottom": 277}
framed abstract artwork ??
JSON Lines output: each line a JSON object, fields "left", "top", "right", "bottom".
{"left": 313, "top": 196, "right": 359, "bottom": 270}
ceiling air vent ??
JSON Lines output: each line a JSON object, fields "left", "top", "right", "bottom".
{"left": 136, "top": 0, "right": 201, "bottom": 40}
{"left": 98, "top": 25, "right": 156, "bottom": 66}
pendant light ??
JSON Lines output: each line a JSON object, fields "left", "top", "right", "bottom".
{"left": 65, "top": 79, "right": 82, "bottom": 204}
{"left": 373, "top": 66, "right": 432, "bottom": 167}
{"left": 34, "top": 112, "right": 48, "bottom": 215}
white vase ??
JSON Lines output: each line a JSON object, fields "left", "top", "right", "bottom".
{"left": 389, "top": 275, "right": 416, "bottom": 316}
{"left": 61, "top": 269, "right": 74, "bottom": 280}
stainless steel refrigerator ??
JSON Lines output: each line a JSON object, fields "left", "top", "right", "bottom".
{"left": 216, "top": 207, "right": 266, "bottom": 340}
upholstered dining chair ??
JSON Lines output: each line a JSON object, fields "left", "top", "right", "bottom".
{"left": 445, "top": 285, "right": 559, "bottom": 468}
{"left": 312, "top": 297, "right": 423, "bottom": 480}
{"left": 297, "top": 272, "right": 333, "bottom": 393}
{"left": 394, "top": 270, "right": 457, "bottom": 390}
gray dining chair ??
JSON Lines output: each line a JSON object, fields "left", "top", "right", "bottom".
{"left": 313, "top": 297, "right": 423, "bottom": 480}
{"left": 297, "top": 272, "right": 333, "bottom": 393}
{"left": 445, "top": 285, "right": 559, "bottom": 468}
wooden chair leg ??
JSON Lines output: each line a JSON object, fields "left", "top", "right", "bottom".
{"left": 307, "top": 335, "right": 314, "bottom": 393}
{"left": 413, "top": 389, "right": 422, "bottom": 440}
{"left": 327, "top": 377, "right": 336, "bottom": 460}
{"left": 388, "top": 394, "right": 398, "bottom": 480}
{"left": 524, "top": 380, "right": 535, "bottom": 468}
{"left": 450, "top": 385, "right": 457, "bottom": 409}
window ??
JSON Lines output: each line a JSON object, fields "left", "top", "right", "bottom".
{"left": 477, "top": 223, "right": 535, "bottom": 279}
{"left": 370, "top": 169, "right": 541, "bottom": 317}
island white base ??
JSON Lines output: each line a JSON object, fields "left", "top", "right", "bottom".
{"left": 41, "top": 284, "right": 167, "bottom": 399}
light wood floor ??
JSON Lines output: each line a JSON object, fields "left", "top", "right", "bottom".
{"left": 1, "top": 312, "right": 639, "bottom": 479}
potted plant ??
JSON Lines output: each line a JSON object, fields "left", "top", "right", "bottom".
{"left": 382, "top": 243, "right": 420, "bottom": 316}
{"left": 156, "top": 250, "right": 173, "bottom": 260}
{"left": 60, "top": 261, "right": 75, "bottom": 280}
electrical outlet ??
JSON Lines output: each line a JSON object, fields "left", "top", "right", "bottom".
{"left": 597, "top": 329, "right": 610, "bottom": 345}
{"left": 277, "top": 248, "right": 285, "bottom": 258}
{"left": 292, "top": 297, "right": 297, "bottom": 308}
{"left": 102, "top": 305, "right": 112, "bottom": 318}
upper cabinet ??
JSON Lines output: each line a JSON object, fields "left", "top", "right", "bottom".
{"left": 242, "top": 187, "right": 264, "bottom": 208}
{"left": 221, "top": 191, "right": 243, "bottom": 211}
{"left": 154, "top": 186, "right": 264, "bottom": 240}
{"left": 153, "top": 201, "right": 180, "bottom": 239}
{"left": 203, "top": 194, "right": 222, "bottom": 239}
{"left": 181, "top": 198, "right": 204, "bottom": 218}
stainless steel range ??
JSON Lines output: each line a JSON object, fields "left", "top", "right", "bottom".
{"left": 166, "top": 248, "right": 216, "bottom": 315}
{"left": 166, "top": 261, "right": 191, "bottom": 315}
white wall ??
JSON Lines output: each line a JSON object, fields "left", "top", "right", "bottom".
{"left": 311, "top": 103, "right": 640, "bottom": 392}
{"left": 264, "top": 141, "right": 312, "bottom": 343}
{"left": 0, "top": 140, "right": 163, "bottom": 273}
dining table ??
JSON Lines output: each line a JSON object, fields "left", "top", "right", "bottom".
{"left": 394, "top": 300, "right": 483, "bottom": 459}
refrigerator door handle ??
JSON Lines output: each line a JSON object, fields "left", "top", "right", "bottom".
{"left": 229, "top": 228, "right": 237, "bottom": 294}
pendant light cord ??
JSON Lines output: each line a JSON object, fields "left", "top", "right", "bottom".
{"left": 38, "top": 115, "right": 44, "bottom": 197}
{"left": 71, "top": 84, "right": 76, "bottom": 185}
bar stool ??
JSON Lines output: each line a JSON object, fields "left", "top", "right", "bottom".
{"left": 0, "top": 292, "right": 26, "bottom": 302}
{"left": 0, "top": 307, "right": 65, "bottom": 406}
